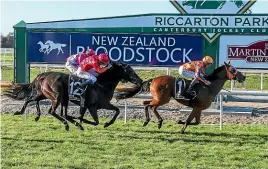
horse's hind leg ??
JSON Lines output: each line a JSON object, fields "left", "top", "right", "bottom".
{"left": 35, "top": 95, "right": 46, "bottom": 122}
{"left": 48, "top": 99, "right": 69, "bottom": 131}
{"left": 152, "top": 105, "right": 163, "bottom": 129}
{"left": 143, "top": 105, "right": 151, "bottom": 127}
{"left": 14, "top": 97, "right": 34, "bottom": 115}
{"left": 63, "top": 101, "right": 84, "bottom": 130}
{"left": 35, "top": 101, "right": 41, "bottom": 121}
{"left": 146, "top": 99, "right": 164, "bottom": 129}
{"left": 103, "top": 103, "right": 120, "bottom": 128}
{"left": 42, "top": 85, "right": 69, "bottom": 131}
{"left": 180, "top": 108, "right": 201, "bottom": 134}
{"left": 143, "top": 101, "right": 152, "bottom": 127}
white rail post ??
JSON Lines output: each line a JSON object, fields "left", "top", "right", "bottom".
{"left": 25, "top": 110, "right": 28, "bottom": 121}
{"left": 231, "top": 80, "right": 234, "bottom": 91}
{"left": 261, "top": 73, "right": 263, "bottom": 90}
{"left": 45, "top": 64, "right": 49, "bottom": 72}
{"left": 220, "top": 94, "right": 223, "bottom": 130}
{"left": 166, "top": 68, "right": 169, "bottom": 75}
{"left": 124, "top": 99, "right": 127, "bottom": 124}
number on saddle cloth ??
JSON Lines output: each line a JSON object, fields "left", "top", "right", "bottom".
{"left": 68, "top": 75, "right": 87, "bottom": 101}
{"left": 175, "top": 78, "right": 187, "bottom": 98}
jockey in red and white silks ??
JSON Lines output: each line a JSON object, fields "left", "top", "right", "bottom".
{"left": 65, "top": 49, "right": 95, "bottom": 75}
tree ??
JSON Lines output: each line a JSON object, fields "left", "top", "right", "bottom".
{"left": 0, "top": 32, "right": 14, "bottom": 48}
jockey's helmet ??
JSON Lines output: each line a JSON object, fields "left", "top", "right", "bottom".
{"left": 98, "top": 53, "right": 109, "bottom": 64}
{"left": 86, "top": 49, "right": 95, "bottom": 56}
{"left": 202, "top": 56, "right": 214, "bottom": 65}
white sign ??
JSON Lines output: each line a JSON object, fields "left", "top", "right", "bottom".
{"left": 219, "top": 35, "right": 268, "bottom": 69}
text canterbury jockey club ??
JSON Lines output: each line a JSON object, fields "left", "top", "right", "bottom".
{"left": 154, "top": 16, "right": 268, "bottom": 34}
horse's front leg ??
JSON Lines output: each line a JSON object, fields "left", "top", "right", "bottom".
{"left": 103, "top": 103, "right": 120, "bottom": 128}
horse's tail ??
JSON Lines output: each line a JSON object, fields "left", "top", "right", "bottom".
{"left": 61, "top": 44, "right": 67, "bottom": 47}
{"left": 115, "top": 79, "right": 153, "bottom": 100}
{"left": 3, "top": 83, "right": 33, "bottom": 100}
{"left": 3, "top": 72, "right": 48, "bottom": 100}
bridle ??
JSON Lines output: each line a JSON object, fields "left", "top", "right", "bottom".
{"left": 225, "top": 65, "right": 238, "bottom": 80}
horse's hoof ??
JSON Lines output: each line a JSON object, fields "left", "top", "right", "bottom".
{"left": 181, "top": 130, "right": 185, "bottom": 134}
{"left": 78, "top": 124, "right": 84, "bottom": 130}
{"left": 158, "top": 123, "right": 163, "bottom": 129}
{"left": 177, "top": 120, "right": 184, "bottom": 124}
{"left": 104, "top": 123, "right": 110, "bottom": 128}
{"left": 35, "top": 116, "right": 40, "bottom": 122}
{"left": 143, "top": 121, "right": 149, "bottom": 127}
{"left": 65, "top": 125, "right": 70, "bottom": 131}
{"left": 14, "top": 111, "right": 22, "bottom": 115}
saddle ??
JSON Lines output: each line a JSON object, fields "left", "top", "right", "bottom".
{"left": 175, "top": 78, "right": 198, "bottom": 100}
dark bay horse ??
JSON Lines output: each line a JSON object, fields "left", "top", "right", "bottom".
{"left": 4, "top": 62, "right": 143, "bottom": 130}
{"left": 116, "top": 62, "right": 246, "bottom": 133}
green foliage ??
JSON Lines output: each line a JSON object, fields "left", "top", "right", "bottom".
{"left": 2, "top": 115, "right": 268, "bottom": 169}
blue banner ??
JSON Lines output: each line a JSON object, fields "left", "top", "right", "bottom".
{"left": 28, "top": 32, "right": 203, "bottom": 66}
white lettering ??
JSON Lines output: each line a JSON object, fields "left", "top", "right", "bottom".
{"left": 123, "top": 47, "right": 135, "bottom": 61}
{"left": 122, "top": 37, "right": 128, "bottom": 46}
{"left": 109, "top": 47, "right": 122, "bottom": 61}
{"left": 156, "top": 48, "right": 169, "bottom": 62}
{"left": 77, "top": 46, "right": 85, "bottom": 53}
{"left": 92, "top": 36, "right": 100, "bottom": 45}
{"left": 170, "top": 48, "right": 182, "bottom": 63}
{"left": 136, "top": 48, "right": 145, "bottom": 62}
{"left": 183, "top": 49, "right": 193, "bottom": 62}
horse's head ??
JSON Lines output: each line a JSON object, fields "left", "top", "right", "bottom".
{"left": 223, "top": 61, "right": 246, "bottom": 83}
{"left": 110, "top": 62, "right": 143, "bottom": 86}
{"left": 207, "top": 61, "right": 246, "bottom": 83}
{"left": 37, "top": 41, "right": 42, "bottom": 45}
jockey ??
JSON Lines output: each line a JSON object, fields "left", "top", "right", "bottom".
{"left": 178, "top": 56, "right": 214, "bottom": 96}
{"left": 65, "top": 48, "right": 96, "bottom": 75}
{"left": 77, "top": 52, "right": 112, "bottom": 87}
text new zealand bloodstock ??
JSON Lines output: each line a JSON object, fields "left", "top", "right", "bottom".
{"left": 27, "top": 32, "right": 203, "bottom": 66}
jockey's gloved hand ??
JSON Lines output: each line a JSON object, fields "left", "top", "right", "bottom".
{"left": 106, "top": 64, "right": 112, "bottom": 69}
{"left": 204, "top": 80, "right": 211, "bottom": 86}
{"left": 71, "top": 60, "right": 77, "bottom": 65}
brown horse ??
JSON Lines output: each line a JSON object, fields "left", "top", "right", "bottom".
{"left": 116, "top": 61, "right": 246, "bottom": 133}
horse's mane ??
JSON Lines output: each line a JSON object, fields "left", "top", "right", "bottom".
{"left": 97, "top": 62, "right": 126, "bottom": 81}
{"left": 205, "top": 65, "right": 225, "bottom": 81}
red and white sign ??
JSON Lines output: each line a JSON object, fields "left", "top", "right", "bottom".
{"left": 228, "top": 40, "right": 268, "bottom": 63}
{"left": 219, "top": 36, "right": 268, "bottom": 69}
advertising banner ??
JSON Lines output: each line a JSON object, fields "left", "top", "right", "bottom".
{"left": 28, "top": 32, "right": 203, "bottom": 66}
{"left": 219, "top": 35, "right": 268, "bottom": 69}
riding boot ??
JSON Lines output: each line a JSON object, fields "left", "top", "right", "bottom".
{"left": 186, "top": 78, "right": 198, "bottom": 96}
{"left": 81, "top": 79, "right": 93, "bottom": 87}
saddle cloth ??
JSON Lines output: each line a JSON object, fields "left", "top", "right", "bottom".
{"left": 175, "top": 78, "right": 198, "bottom": 100}
{"left": 68, "top": 75, "right": 87, "bottom": 102}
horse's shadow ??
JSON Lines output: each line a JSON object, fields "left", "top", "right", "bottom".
{"left": 108, "top": 126, "right": 268, "bottom": 144}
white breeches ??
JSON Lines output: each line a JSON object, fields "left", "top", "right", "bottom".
{"left": 178, "top": 66, "right": 195, "bottom": 79}
{"left": 65, "top": 62, "right": 78, "bottom": 75}
{"left": 76, "top": 67, "right": 97, "bottom": 83}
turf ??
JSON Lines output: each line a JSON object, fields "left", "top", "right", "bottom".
{"left": 0, "top": 54, "right": 13, "bottom": 63}
{"left": 1, "top": 114, "right": 268, "bottom": 169}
